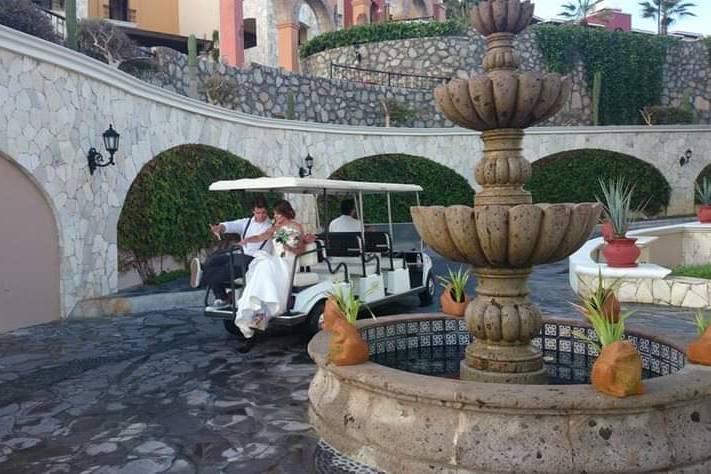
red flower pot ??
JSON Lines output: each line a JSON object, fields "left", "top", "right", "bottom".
{"left": 603, "top": 237, "right": 640, "bottom": 268}
{"left": 698, "top": 205, "right": 711, "bottom": 224}
{"left": 600, "top": 220, "right": 614, "bottom": 242}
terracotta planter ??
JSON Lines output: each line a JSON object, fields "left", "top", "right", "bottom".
{"left": 585, "top": 292, "right": 621, "bottom": 323}
{"left": 697, "top": 205, "right": 711, "bottom": 224}
{"left": 688, "top": 326, "right": 711, "bottom": 366}
{"left": 600, "top": 220, "right": 614, "bottom": 242}
{"left": 603, "top": 237, "right": 640, "bottom": 268}
{"left": 323, "top": 299, "right": 369, "bottom": 366}
{"left": 591, "top": 340, "right": 645, "bottom": 398}
{"left": 440, "top": 286, "right": 470, "bottom": 317}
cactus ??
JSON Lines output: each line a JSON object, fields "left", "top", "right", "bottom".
{"left": 591, "top": 70, "right": 602, "bottom": 126}
{"left": 211, "top": 30, "right": 220, "bottom": 63}
{"left": 65, "top": 0, "right": 77, "bottom": 50}
{"left": 286, "top": 92, "right": 296, "bottom": 120}
{"left": 187, "top": 34, "right": 198, "bottom": 98}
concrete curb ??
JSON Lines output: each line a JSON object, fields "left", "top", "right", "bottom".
{"left": 69, "top": 290, "right": 204, "bottom": 319}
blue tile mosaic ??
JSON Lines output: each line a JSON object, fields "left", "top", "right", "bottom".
{"left": 366, "top": 318, "right": 685, "bottom": 385}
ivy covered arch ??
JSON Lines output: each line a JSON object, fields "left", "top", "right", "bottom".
{"left": 328, "top": 154, "right": 474, "bottom": 223}
{"left": 526, "top": 149, "right": 671, "bottom": 215}
{"left": 118, "top": 145, "right": 268, "bottom": 268}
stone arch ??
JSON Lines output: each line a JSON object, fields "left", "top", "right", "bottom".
{"left": 528, "top": 149, "right": 672, "bottom": 215}
{"left": 0, "top": 152, "right": 61, "bottom": 332}
{"left": 327, "top": 154, "right": 475, "bottom": 223}
{"left": 117, "top": 144, "right": 268, "bottom": 287}
{"left": 276, "top": 0, "right": 335, "bottom": 32}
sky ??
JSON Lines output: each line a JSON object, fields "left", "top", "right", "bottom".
{"left": 532, "top": 0, "right": 711, "bottom": 35}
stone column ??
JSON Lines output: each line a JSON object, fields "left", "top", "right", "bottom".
{"left": 351, "top": 0, "right": 371, "bottom": 25}
{"left": 277, "top": 22, "right": 300, "bottom": 71}
{"left": 219, "top": 0, "right": 245, "bottom": 67}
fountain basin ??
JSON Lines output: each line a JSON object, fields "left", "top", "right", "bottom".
{"left": 308, "top": 314, "right": 711, "bottom": 473}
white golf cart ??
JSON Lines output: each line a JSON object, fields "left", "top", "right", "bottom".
{"left": 203, "top": 177, "right": 435, "bottom": 336}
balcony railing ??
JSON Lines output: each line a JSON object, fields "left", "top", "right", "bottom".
{"left": 37, "top": 6, "right": 66, "bottom": 39}
{"left": 330, "top": 63, "right": 450, "bottom": 90}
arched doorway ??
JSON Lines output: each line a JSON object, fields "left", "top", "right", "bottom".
{"left": 0, "top": 154, "right": 60, "bottom": 332}
{"left": 528, "top": 149, "right": 671, "bottom": 215}
{"left": 117, "top": 145, "right": 269, "bottom": 288}
{"left": 327, "top": 154, "right": 474, "bottom": 223}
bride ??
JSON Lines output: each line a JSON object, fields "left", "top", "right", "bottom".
{"left": 233, "top": 200, "right": 306, "bottom": 339}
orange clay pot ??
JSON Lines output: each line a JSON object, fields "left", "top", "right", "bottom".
{"left": 440, "top": 286, "right": 470, "bottom": 317}
{"left": 591, "top": 340, "right": 645, "bottom": 398}
{"left": 585, "top": 293, "right": 621, "bottom": 323}
{"left": 323, "top": 298, "right": 369, "bottom": 366}
{"left": 698, "top": 205, "right": 711, "bottom": 224}
{"left": 688, "top": 326, "right": 711, "bottom": 366}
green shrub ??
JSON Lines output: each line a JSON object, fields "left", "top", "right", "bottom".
{"left": 642, "top": 106, "right": 695, "bottom": 125}
{"left": 118, "top": 145, "right": 270, "bottom": 265}
{"left": 0, "top": 0, "right": 59, "bottom": 43}
{"left": 534, "top": 26, "right": 674, "bottom": 125}
{"left": 300, "top": 20, "right": 467, "bottom": 59}
{"left": 526, "top": 149, "right": 670, "bottom": 215}
{"left": 327, "top": 154, "right": 475, "bottom": 223}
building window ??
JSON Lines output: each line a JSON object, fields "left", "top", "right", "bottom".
{"left": 244, "top": 18, "right": 257, "bottom": 49}
{"left": 109, "top": 0, "right": 129, "bottom": 21}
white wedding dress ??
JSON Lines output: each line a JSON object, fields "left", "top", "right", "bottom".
{"left": 233, "top": 225, "right": 299, "bottom": 338}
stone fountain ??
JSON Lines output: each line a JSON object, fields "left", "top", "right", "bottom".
{"left": 308, "top": 1, "right": 711, "bottom": 472}
{"left": 412, "top": 0, "right": 599, "bottom": 384}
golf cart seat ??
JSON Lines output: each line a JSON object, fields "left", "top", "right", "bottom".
{"left": 363, "top": 231, "right": 406, "bottom": 271}
{"left": 291, "top": 243, "right": 321, "bottom": 288}
{"left": 317, "top": 232, "right": 381, "bottom": 277}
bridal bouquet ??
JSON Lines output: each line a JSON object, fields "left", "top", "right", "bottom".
{"left": 274, "top": 228, "right": 300, "bottom": 256}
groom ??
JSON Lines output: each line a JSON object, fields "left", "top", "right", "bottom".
{"left": 190, "top": 195, "right": 273, "bottom": 306}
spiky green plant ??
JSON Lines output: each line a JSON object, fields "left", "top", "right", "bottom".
{"left": 598, "top": 177, "right": 645, "bottom": 238}
{"left": 572, "top": 304, "right": 633, "bottom": 350}
{"left": 436, "top": 266, "right": 470, "bottom": 303}
{"left": 577, "top": 270, "right": 621, "bottom": 321}
{"left": 327, "top": 285, "right": 375, "bottom": 325}
{"left": 696, "top": 178, "right": 711, "bottom": 205}
{"left": 591, "top": 70, "right": 602, "bottom": 126}
{"left": 695, "top": 310, "right": 711, "bottom": 335}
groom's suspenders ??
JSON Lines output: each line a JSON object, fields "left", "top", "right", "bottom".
{"left": 242, "top": 217, "right": 268, "bottom": 251}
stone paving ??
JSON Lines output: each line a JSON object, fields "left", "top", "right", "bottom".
{"left": 0, "top": 255, "right": 703, "bottom": 473}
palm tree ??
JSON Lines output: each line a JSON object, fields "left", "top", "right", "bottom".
{"left": 639, "top": 0, "right": 697, "bottom": 35}
{"left": 559, "top": 0, "right": 605, "bottom": 25}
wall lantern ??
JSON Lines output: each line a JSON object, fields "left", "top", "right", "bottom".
{"left": 352, "top": 42, "right": 362, "bottom": 64}
{"left": 88, "top": 124, "right": 120, "bottom": 175}
{"left": 299, "top": 153, "right": 314, "bottom": 178}
{"left": 679, "top": 149, "right": 692, "bottom": 167}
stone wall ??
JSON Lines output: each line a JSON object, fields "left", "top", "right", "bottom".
{"left": 134, "top": 48, "right": 449, "bottom": 128}
{"left": 302, "top": 28, "right": 710, "bottom": 126}
{"left": 661, "top": 40, "right": 711, "bottom": 124}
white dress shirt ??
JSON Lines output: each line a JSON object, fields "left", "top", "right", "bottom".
{"left": 328, "top": 215, "right": 362, "bottom": 233}
{"left": 221, "top": 217, "right": 273, "bottom": 257}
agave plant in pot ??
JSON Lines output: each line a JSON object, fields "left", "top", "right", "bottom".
{"left": 687, "top": 310, "right": 711, "bottom": 366}
{"left": 598, "top": 178, "right": 641, "bottom": 267}
{"left": 437, "top": 266, "right": 471, "bottom": 317}
{"left": 573, "top": 291, "right": 644, "bottom": 398}
{"left": 323, "top": 285, "right": 374, "bottom": 366}
{"left": 578, "top": 270, "right": 621, "bottom": 323}
{"left": 696, "top": 178, "right": 711, "bottom": 223}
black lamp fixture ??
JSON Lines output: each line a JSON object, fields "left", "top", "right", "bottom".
{"left": 679, "top": 149, "right": 692, "bottom": 167}
{"left": 299, "top": 153, "right": 314, "bottom": 178}
{"left": 352, "top": 42, "right": 362, "bottom": 64}
{"left": 88, "top": 124, "right": 120, "bottom": 175}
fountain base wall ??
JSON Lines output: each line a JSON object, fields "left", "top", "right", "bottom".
{"left": 308, "top": 314, "right": 711, "bottom": 473}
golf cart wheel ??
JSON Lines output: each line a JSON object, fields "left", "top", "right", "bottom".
{"left": 303, "top": 300, "right": 326, "bottom": 336}
{"left": 419, "top": 271, "right": 435, "bottom": 306}
{"left": 223, "top": 319, "right": 246, "bottom": 339}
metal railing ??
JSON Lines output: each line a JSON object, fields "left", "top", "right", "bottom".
{"left": 37, "top": 6, "right": 66, "bottom": 39}
{"left": 330, "top": 63, "right": 449, "bottom": 90}
{"left": 389, "top": 15, "right": 435, "bottom": 23}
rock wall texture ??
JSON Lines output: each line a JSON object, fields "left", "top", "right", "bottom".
{"left": 133, "top": 48, "right": 449, "bottom": 128}
{"left": 302, "top": 28, "right": 710, "bottom": 126}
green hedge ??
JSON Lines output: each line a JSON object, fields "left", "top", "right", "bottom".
{"left": 300, "top": 20, "right": 467, "bottom": 59}
{"left": 534, "top": 26, "right": 674, "bottom": 125}
{"left": 525, "top": 149, "right": 670, "bottom": 215}
{"left": 327, "top": 154, "right": 475, "bottom": 223}
{"left": 118, "top": 145, "right": 270, "bottom": 262}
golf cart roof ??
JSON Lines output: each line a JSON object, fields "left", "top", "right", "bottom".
{"left": 209, "top": 177, "right": 423, "bottom": 194}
